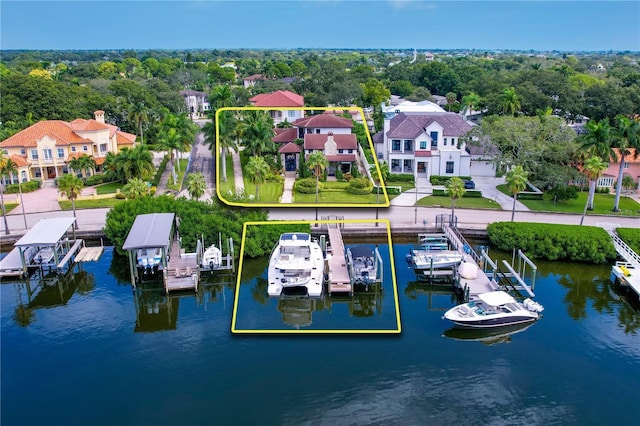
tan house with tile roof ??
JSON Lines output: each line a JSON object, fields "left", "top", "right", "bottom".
{"left": 0, "top": 110, "right": 136, "bottom": 184}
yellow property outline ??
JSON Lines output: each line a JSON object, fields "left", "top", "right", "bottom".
{"left": 215, "top": 106, "right": 391, "bottom": 208}
{"left": 231, "top": 219, "right": 401, "bottom": 334}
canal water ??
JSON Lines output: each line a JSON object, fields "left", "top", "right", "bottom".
{"left": 1, "top": 244, "right": 639, "bottom": 425}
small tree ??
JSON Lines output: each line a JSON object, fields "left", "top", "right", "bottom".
{"left": 57, "top": 174, "right": 84, "bottom": 229}
{"left": 122, "top": 177, "right": 149, "bottom": 199}
{"left": 446, "top": 177, "right": 466, "bottom": 223}
{"left": 505, "top": 165, "right": 529, "bottom": 222}
{"left": 244, "top": 156, "right": 270, "bottom": 200}
{"left": 580, "top": 155, "right": 608, "bottom": 225}
{"left": 307, "top": 151, "right": 329, "bottom": 203}
{"left": 186, "top": 172, "right": 207, "bottom": 200}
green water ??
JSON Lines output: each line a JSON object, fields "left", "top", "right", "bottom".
{"left": 1, "top": 245, "right": 639, "bottom": 425}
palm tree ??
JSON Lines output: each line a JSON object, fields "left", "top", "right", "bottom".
{"left": 505, "top": 165, "right": 529, "bottom": 222}
{"left": 580, "top": 155, "right": 608, "bottom": 225}
{"left": 119, "top": 145, "right": 155, "bottom": 182}
{"left": 159, "top": 128, "right": 183, "bottom": 184}
{"left": 204, "top": 110, "right": 238, "bottom": 182}
{"left": 500, "top": 87, "right": 521, "bottom": 116}
{"left": 57, "top": 173, "right": 84, "bottom": 230}
{"left": 122, "top": 177, "right": 149, "bottom": 199}
{"left": 237, "top": 110, "right": 275, "bottom": 157}
{"left": 244, "top": 156, "right": 270, "bottom": 200}
{"left": 446, "top": 177, "right": 466, "bottom": 223}
{"left": 611, "top": 115, "right": 640, "bottom": 212}
{"left": 128, "top": 102, "right": 150, "bottom": 144}
{"left": 68, "top": 154, "right": 96, "bottom": 178}
{"left": 0, "top": 151, "right": 14, "bottom": 234}
{"left": 461, "top": 92, "right": 481, "bottom": 119}
{"left": 445, "top": 92, "right": 457, "bottom": 112}
{"left": 209, "top": 85, "right": 234, "bottom": 112}
{"left": 579, "top": 119, "right": 614, "bottom": 162}
{"left": 102, "top": 151, "right": 118, "bottom": 182}
{"left": 307, "top": 151, "right": 329, "bottom": 203}
{"left": 186, "top": 172, "right": 207, "bottom": 200}
{"left": 173, "top": 113, "right": 198, "bottom": 170}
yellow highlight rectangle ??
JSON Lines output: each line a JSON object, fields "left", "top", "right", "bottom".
{"left": 215, "top": 106, "right": 390, "bottom": 208}
{"left": 231, "top": 219, "right": 401, "bottom": 334}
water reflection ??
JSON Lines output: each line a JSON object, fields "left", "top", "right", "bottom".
{"left": 442, "top": 322, "right": 535, "bottom": 345}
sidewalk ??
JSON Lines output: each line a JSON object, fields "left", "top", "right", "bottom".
{"left": 280, "top": 172, "right": 296, "bottom": 203}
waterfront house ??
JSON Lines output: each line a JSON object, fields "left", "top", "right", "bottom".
{"left": 0, "top": 110, "right": 136, "bottom": 185}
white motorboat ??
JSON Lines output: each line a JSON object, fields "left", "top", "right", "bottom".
{"left": 201, "top": 244, "right": 222, "bottom": 270}
{"left": 443, "top": 291, "right": 542, "bottom": 328}
{"left": 136, "top": 247, "right": 162, "bottom": 271}
{"left": 268, "top": 233, "right": 325, "bottom": 297}
{"left": 406, "top": 249, "right": 464, "bottom": 271}
{"left": 347, "top": 245, "right": 379, "bottom": 284}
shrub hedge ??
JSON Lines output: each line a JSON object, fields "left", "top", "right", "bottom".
{"left": 430, "top": 175, "right": 472, "bottom": 185}
{"left": 294, "top": 177, "right": 322, "bottom": 194}
{"left": 487, "top": 222, "right": 617, "bottom": 264}
{"left": 346, "top": 177, "right": 373, "bottom": 195}
{"left": 617, "top": 228, "right": 640, "bottom": 254}
{"left": 432, "top": 188, "right": 482, "bottom": 198}
{"left": 4, "top": 180, "right": 41, "bottom": 193}
{"left": 387, "top": 173, "right": 415, "bottom": 183}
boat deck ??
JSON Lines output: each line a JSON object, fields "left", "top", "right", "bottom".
{"left": 327, "top": 227, "right": 352, "bottom": 294}
{"left": 165, "top": 239, "right": 199, "bottom": 292}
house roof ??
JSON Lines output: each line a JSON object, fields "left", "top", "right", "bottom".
{"left": 1, "top": 121, "right": 92, "bottom": 148}
{"left": 116, "top": 131, "right": 137, "bottom": 145}
{"left": 386, "top": 112, "right": 472, "bottom": 139}
{"left": 179, "top": 89, "right": 209, "bottom": 97}
{"left": 372, "top": 131, "right": 384, "bottom": 144}
{"left": 278, "top": 142, "right": 302, "bottom": 154}
{"left": 273, "top": 128, "right": 298, "bottom": 143}
{"left": 326, "top": 154, "right": 356, "bottom": 162}
{"left": 249, "top": 90, "right": 304, "bottom": 107}
{"left": 69, "top": 119, "right": 111, "bottom": 132}
{"left": 304, "top": 133, "right": 357, "bottom": 150}
{"left": 383, "top": 100, "right": 445, "bottom": 114}
{"left": 122, "top": 213, "right": 175, "bottom": 251}
{"left": 15, "top": 217, "right": 76, "bottom": 247}
{"left": 244, "top": 74, "right": 266, "bottom": 81}
{"left": 292, "top": 112, "right": 353, "bottom": 129}
{"left": 8, "top": 154, "right": 29, "bottom": 167}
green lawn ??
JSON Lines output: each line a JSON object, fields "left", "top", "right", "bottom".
{"left": 242, "top": 179, "right": 283, "bottom": 203}
{"left": 217, "top": 154, "right": 235, "bottom": 197}
{"left": 417, "top": 195, "right": 502, "bottom": 209}
{"left": 95, "top": 181, "right": 124, "bottom": 195}
{"left": 1, "top": 203, "right": 19, "bottom": 215}
{"left": 59, "top": 198, "right": 125, "bottom": 210}
{"left": 496, "top": 184, "right": 640, "bottom": 216}
{"left": 166, "top": 159, "right": 189, "bottom": 191}
{"left": 385, "top": 181, "right": 415, "bottom": 192}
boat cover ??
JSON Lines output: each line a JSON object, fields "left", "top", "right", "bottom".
{"left": 477, "top": 291, "right": 517, "bottom": 306}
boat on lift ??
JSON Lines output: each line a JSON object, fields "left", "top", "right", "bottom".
{"left": 201, "top": 244, "right": 222, "bottom": 270}
{"left": 443, "top": 291, "right": 542, "bottom": 328}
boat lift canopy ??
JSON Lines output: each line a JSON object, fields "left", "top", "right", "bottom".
{"left": 122, "top": 213, "right": 175, "bottom": 250}
{"left": 14, "top": 217, "right": 76, "bottom": 247}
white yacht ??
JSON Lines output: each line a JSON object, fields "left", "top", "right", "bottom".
{"left": 406, "top": 249, "right": 464, "bottom": 271}
{"left": 443, "top": 291, "right": 542, "bottom": 328}
{"left": 267, "top": 233, "right": 325, "bottom": 297}
{"left": 201, "top": 244, "right": 222, "bottom": 270}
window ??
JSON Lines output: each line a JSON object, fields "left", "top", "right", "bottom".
{"left": 100, "top": 143, "right": 108, "bottom": 152}
{"left": 34, "top": 169, "right": 42, "bottom": 178}
{"left": 392, "top": 140, "right": 401, "bottom": 151}
{"left": 431, "top": 139, "right": 438, "bottom": 149}
{"left": 306, "top": 129, "right": 312, "bottom": 134}
{"left": 43, "top": 149, "right": 53, "bottom": 159}
{"left": 444, "top": 138, "right": 448, "bottom": 146}
{"left": 624, "top": 162, "right": 630, "bottom": 169}
{"left": 83, "top": 146, "right": 88, "bottom": 152}
{"left": 598, "top": 177, "right": 614, "bottom": 187}
{"left": 20, "top": 148, "right": 26, "bottom": 155}
{"left": 404, "top": 140, "right": 413, "bottom": 151}
{"left": 348, "top": 149, "right": 353, "bottom": 153}
{"left": 338, "top": 149, "right": 344, "bottom": 154}
{"left": 391, "top": 159, "right": 400, "bottom": 171}
{"left": 420, "top": 141, "right": 427, "bottom": 150}
{"left": 446, "top": 161, "right": 454, "bottom": 174}
{"left": 71, "top": 146, "right": 76, "bottom": 152}
{"left": 315, "top": 129, "right": 320, "bottom": 134}
{"left": 57, "top": 148, "right": 65, "bottom": 158}
{"left": 31, "top": 149, "right": 39, "bottom": 160}
{"left": 288, "top": 110, "right": 296, "bottom": 118}
{"left": 430, "top": 131, "right": 438, "bottom": 142}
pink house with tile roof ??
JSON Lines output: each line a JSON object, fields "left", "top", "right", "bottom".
{"left": 249, "top": 90, "right": 305, "bottom": 125}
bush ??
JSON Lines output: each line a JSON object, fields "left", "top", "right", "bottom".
{"left": 85, "top": 174, "right": 109, "bottom": 186}
{"left": 517, "top": 191, "right": 544, "bottom": 200}
{"left": 152, "top": 155, "right": 169, "bottom": 187}
{"left": 294, "top": 177, "right": 322, "bottom": 194}
{"left": 430, "top": 175, "right": 472, "bottom": 185}
{"left": 335, "top": 168, "right": 344, "bottom": 181}
{"left": 547, "top": 185, "right": 579, "bottom": 202}
{"left": 266, "top": 173, "right": 284, "bottom": 184}
{"left": 487, "top": 222, "right": 617, "bottom": 264}
{"left": 432, "top": 188, "right": 481, "bottom": 198}
{"left": 350, "top": 167, "right": 359, "bottom": 179}
{"left": 5, "top": 180, "right": 41, "bottom": 193}
{"left": 346, "top": 177, "right": 373, "bottom": 195}
{"left": 386, "top": 173, "right": 415, "bottom": 183}
{"left": 617, "top": 228, "right": 640, "bottom": 254}
{"left": 115, "top": 192, "right": 127, "bottom": 199}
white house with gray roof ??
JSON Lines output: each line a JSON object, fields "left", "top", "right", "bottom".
{"left": 375, "top": 111, "right": 473, "bottom": 180}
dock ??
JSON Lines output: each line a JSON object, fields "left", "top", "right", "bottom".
{"left": 75, "top": 246, "right": 104, "bottom": 262}
{"left": 164, "top": 238, "right": 200, "bottom": 292}
{"left": 607, "top": 230, "right": 640, "bottom": 296}
{"left": 326, "top": 226, "right": 352, "bottom": 294}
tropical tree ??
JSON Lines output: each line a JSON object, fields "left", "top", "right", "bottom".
{"left": 611, "top": 115, "right": 640, "bottom": 211}
{"left": 580, "top": 119, "right": 614, "bottom": 162}
{"left": 186, "top": 172, "right": 207, "bottom": 200}
{"left": 122, "top": 177, "right": 149, "bottom": 199}
{"left": 173, "top": 113, "right": 198, "bottom": 170}
{"left": 159, "top": 127, "right": 182, "bottom": 184}
{"left": 118, "top": 145, "right": 155, "bottom": 183}
{"left": 128, "top": 101, "right": 150, "bottom": 144}
{"left": 461, "top": 91, "right": 481, "bottom": 118}
{"left": 57, "top": 173, "right": 84, "bottom": 229}
{"left": 0, "top": 152, "right": 14, "bottom": 234}
{"left": 505, "top": 165, "right": 529, "bottom": 222}
{"left": 445, "top": 92, "right": 457, "bottom": 112}
{"left": 446, "top": 177, "right": 466, "bottom": 223}
{"left": 68, "top": 154, "right": 96, "bottom": 178}
{"left": 209, "top": 84, "right": 234, "bottom": 112}
{"left": 204, "top": 110, "right": 238, "bottom": 182}
{"left": 102, "top": 151, "right": 118, "bottom": 182}
{"left": 307, "top": 151, "right": 329, "bottom": 203}
{"left": 237, "top": 110, "right": 275, "bottom": 157}
{"left": 580, "top": 155, "right": 608, "bottom": 225}
{"left": 244, "top": 156, "right": 270, "bottom": 200}
{"left": 500, "top": 87, "right": 521, "bottom": 116}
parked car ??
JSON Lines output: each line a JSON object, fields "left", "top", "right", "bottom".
{"left": 464, "top": 180, "right": 475, "bottom": 189}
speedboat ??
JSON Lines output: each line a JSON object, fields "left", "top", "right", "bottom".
{"left": 201, "top": 244, "right": 222, "bottom": 270}
{"left": 136, "top": 248, "right": 162, "bottom": 272}
{"left": 347, "top": 245, "right": 378, "bottom": 284}
{"left": 267, "top": 233, "right": 325, "bottom": 297}
{"left": 443, "top": 291, "right": 542, "bottom": 328}
{"left": 406, "top": 249, "right": 464, "bottom": 271}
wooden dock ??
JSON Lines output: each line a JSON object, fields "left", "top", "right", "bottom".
{"left": 607, "top": 230, "right": 640, "bottom": 296}
{"left": 327, "top": 226, "right": 352, "bottom": 294}
{"left": 75, "top": 246, "right": 104, "bottom": 262}
{"left": 164, "top": 238, "right": 199, "bottom": 292}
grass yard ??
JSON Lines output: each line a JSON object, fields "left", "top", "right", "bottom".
{"left": 241, "top": 180, "right": 283, "bottom": 203}
{"left": 95, "top": 181, "right": 124, "bottom": 195}
{"left": 217, "top": 154, "right": 235, "bottom": 198}
{"left": 0, "top": 203, "right": 19, "bottom": 215}
{"left": 497, "top": 184, "right": 640, "bottom": 216}
{"left": 59, "top": 198, "right": 125, "bottom": 210}
{"left": 294, "top": 180, "right": 388, "bottom": 205}
{"left": 417, "top": 195, "right": 502, "bottom": 210}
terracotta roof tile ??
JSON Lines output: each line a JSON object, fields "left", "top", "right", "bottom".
{"left": 69, "top": 119, "right": 111, "bottom": 132}
{"left": 278, "top": 142, "right": 302, "bottom": 154}
{"left": 273, "top": 128, "right": 298, "bottom": 143}
{"left": 304, "top": 134, "right": 357, "bottom": 150}
{"left": 8, "top": 154, "right": 29, "bottom": 167}
{"left": 1, "top": 121, "right": 91, "bottom": 148}
{"left": 116, "top": 131, "right": 137, "bottom": 145}
{"left": 249, "top": 90, "right": 304, "bottom": 107}
{"left": 326, "top": 154, "right": 356, "bottom": 162}
{"left": 293, "top": 113, "right": 353, "bottom": 128}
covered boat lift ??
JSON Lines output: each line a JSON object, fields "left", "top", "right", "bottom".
{"left": 1, "top": 217, "right": 79, "bottom": 278}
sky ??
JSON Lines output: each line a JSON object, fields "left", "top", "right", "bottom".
{"left": 1, "top": 1, "right": 638, "bottom": 52}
